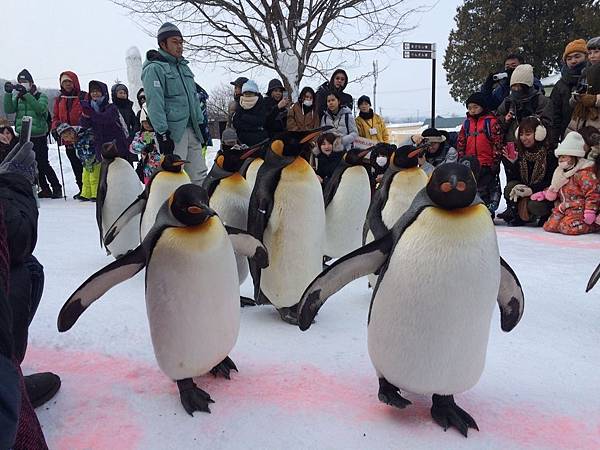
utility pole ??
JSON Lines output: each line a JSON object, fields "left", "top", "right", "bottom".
{"left": 430, "top": 45, "right": 437, "bottom": 129}
{"left": 373, "top": 60, "right": 378, "bottom": 112}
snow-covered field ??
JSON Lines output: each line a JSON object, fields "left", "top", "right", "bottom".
{"left": 22, "top": 146, "right": 600, "bottom": 449}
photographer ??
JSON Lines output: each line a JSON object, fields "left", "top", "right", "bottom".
{"left": 481, "top": 54, "right": 544, "bottom": 111}
{"left": 264, "top": 79, "right": 291, "bottom": 138}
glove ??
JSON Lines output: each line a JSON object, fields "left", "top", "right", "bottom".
{"left": 584, "top": 210, "right": 596, "bottom": 225}
{"left": 544, "top": 190, "right": 558, "bottom": 201}
{"left": 80, "top": 101, "right": 93, "bottom": 117}
{"left": 579, "top": 93, "right": 598, "bottom": 108}
{"left": 3, "top": 82, "right": 13, "bottom": 94}
{"left": 509, "top": 184, "right": 533, "bottom": 203}
{"left": 530, "top": 191, "right": 546, "bottom": 201}
{"left": 0, "top": 141, "right": 37, "bottom": 185}
{"left": 13, "top": 84, "right": 27, "bottom": 97}
{"left": 156, "top": 131, "right": 175, "bottom": 155}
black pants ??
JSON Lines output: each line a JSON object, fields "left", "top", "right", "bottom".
{"left": 65, "top": 145, "right": 83, "bottom": 190}
{"left": 31, "top": 136, "right": 60, "bottom": 192}
{"left": 477, "top": 166, "right": 501, "bottom": 213}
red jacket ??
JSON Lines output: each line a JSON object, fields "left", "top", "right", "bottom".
{"left": 51, "top": 71, "right": 88, "bottom": 130}
{"left": 456, "top": 113, "right": 503, "bottom": 167}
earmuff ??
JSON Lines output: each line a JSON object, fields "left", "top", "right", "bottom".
{"left": 514, "top": 116, "right": 547, "bottom": 142}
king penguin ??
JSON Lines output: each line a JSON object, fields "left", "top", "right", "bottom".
{"left": 323, "top": 147, "right": 372, "bottom": 259}
{"left": 246, "top": 127, "right": 331, "bottom": 324}
{"left": 298, "top": 163, "right": 525, "bottom": 437}
{"left": 239, "top": 138, "right": 270, "bottom": 193}
{"left": 96, "top": 142, "right": 144, "bottom": 259}
{"left": 58, "top": 184, "right": 269, "bottom": 416}
{"left": 103, "top": 154, "right": 191, "bottom": 247}
{"left": 203, "top": 142, "right": 254, "bottom": 306}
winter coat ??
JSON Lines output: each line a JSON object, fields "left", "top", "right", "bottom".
{"left": 315, "top": 69, "right": 353, "bottom": 118}
{"left": 3, "top": 90, "right": 48, "bottom": 137}
{"left": 287, "top": 102, "right": 320, "bottom": 132}
{"left": 355, "top": 110, "right": 389, "bottom": 143}
{"left": 550, "top": 78, "right": 578, "bottom": 146}
{"left": 79, "top": 81, "right": 129, "bottom": 160}
{"left": 232, "top": 97, "right": 269, "bottom": 147}
{"left": 112, "top": 97, "right": 139, "bottom": 140}
{"left": 141, "top": 49, "right": 205, "bottom": 144}
{"left": 264, "top": 97, "right": 289, "bottom": 137}
{"left": 456, "top": 113, "right": 503, "bottom": 167}
{"left": 314, "top": 151, "right": 344, "bottom": 185}
{"left": 566, "top": 95, "right": 600, "bottom": 135}
{"left": 0, "top": 136, "right": 17, "bottom": 164}
{"left": 74, "top": 128, "right": 97, "bottom": 168}
{"left": 481, "top": 76, "right": 544, "bottom": 111}
{"left": 320, "top": 106, "right": 358, "bottom": 150}
{"left": 130, "top": 130, "right": 160, "bottom": 184}
{"left": 496, "top": 89, "right": 553, "bottom": 143}
{"left": 504, "top": 145, "right": 557, "bottom": 193}
{"left": 134, "top": 87, "right": 145, "bottom": 125}
{"left": 51, "top": 71, "right": 88, "bottom": 131}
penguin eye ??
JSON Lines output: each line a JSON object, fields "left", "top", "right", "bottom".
{"left": 456, "top": 181, "right": 467, "bottom": 192}
{"left": 440, "top": 182, "right": 452, "bottom": 193}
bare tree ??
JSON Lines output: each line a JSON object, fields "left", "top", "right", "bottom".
{"left": 207, "top": 82, "right": 232, "bottom": 122}
{"left": 115, "top": 0, "right": 419, "bottom": 96}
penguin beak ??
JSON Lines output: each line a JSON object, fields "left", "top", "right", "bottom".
{"left": 407, "top": 148, "right": 422, "bottom": 159}
{"left": 357, "top": 149, "right": 371, "bottom": 159}
{"left": 172, "top": 160, "right": 189, "bottom": 167}
{"left": 449, "top": 174, "right": 458, "bottom": 189}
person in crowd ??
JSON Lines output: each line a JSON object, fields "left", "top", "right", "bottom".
{"left": 0, "top": 118, "right": 17, "bottom": 162}
{"left": 496, "top": 64, "right": 553, "bottom": 144}
{"left": 142, "top": 22, "right": 208, "bottom": 183}
{"left": 588, "top": 37, "right": 600, "bottom": 65}
{"left": 355, "top": 95, "right": 390, "bottom": 144}
{"left": 529, "top": 132, "right": 600, "bottom": 235}
{"left": 80, "top": 80, "right": 129, "bottom": 162}
{"left": 287, "top": 86, "right": 320, "bottom": 160}
{"left": 135, "top": 88, "right": 145, "bottom": 124}
{"left": 413, "top": 128, "right": 451, "bottom": 167}
{"left": 316, "top": 69, "right": 353, "bottom": 118}
{"left": 320, "top": 91, "right": 358, "bottom": 151}
{"left": 500, "top": 116, "right": 556, "bottom": 226}
{"left": 4, "top": 69, "right": 62, "bottom": 199}
{"left": 481, "top": 53, "right": 544, "bottom": 111}
{"left": 57, "top": 124, "right": 98, "bottom": 201}
{"left": 111, "top": 83, "right": 139, "bottom": 143}
{"left": 51, "top": 71, "right": 86, "bottom": 198}
{"left": 130, "top": 107, "right": 160, "bottom": 185}
{"left": 456, "top": 92, "right": 503, "bottom": 216}
{"left": 550, "top": 39, "right": 588, "bottom": 147}
{"left": 195, "top": 82, "right": 212, "bottom": 152}
{"left": 567, "top": 63, "right": 600, "bottom": 134}
{"left": 312, "top": 132, "right": 344, "bottom": 187}
{"left": 232, "top": 80, "right": 269, "bottom": 147}
{"left": 264, "top": 79, "right": 291, "bottom": 138}
{"left": 368, "top": 142, "right": 395, "bottom": 186}
{"left": 228, "top": 77, "right": 248, "bottom": 128}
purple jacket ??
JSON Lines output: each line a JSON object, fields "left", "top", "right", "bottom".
{"left": 79, "top": 80, "right": 129, "bottom": 159}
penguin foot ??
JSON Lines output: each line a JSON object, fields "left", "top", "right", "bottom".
{"left": 378, "top": 378, "right": 411, "bottom": 409}
{"left": 210, "top": 356, "right": 238, "bottom": 380}
{"left": 277, "top": 306, "right": 299, "bottom": 325}
{"left": 176, "top": 378, "right": 214, "bottom": 416}
{"left": 240, "top": 296, "right": 257, "bottom": 307}
{"left": 256, "top": 290, "right": 272, "bottom": 305}
{"left": 430, "top": 394, "right": 479, "bottom": 438}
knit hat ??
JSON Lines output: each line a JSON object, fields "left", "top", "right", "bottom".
{"left": 563, "top": 39, "right": 588, "bottom": 60}
{"left": 230, "top": 77, "right": 249, "bottom": 87}
{"left": 510, "top": 64, "right": 534, "bottom": 87}
{"left": 555, "top": 132, "right": 586, "bottom": 158}
{"left": 157, "top": 22, "right": 183, "bottom": 44}
{"left": 56, "top": 123, "right": 78, "bottom": 136}
{"left": 421, "top": 128, "right": 446, "bottom": 143}
{"left": 221, "top": 128, "right": 238, "bottom": 146}
{"left": 588, "top": 37, "right": 600, "bottom": 50}
{"left": 241, "top": 80, "right": 260, "bottom": 95}
{"left": 465, "top": 92, "right": 487, "bottom": 108}
{"left": 266, "top": 79, "right": 286, "bottom": 95}
{"left": 17, "top": 69, "right": 33, "bottom": 84}
{"left": 0, "top": 118, "right": 10, "bottom": 130}
{"left": 357, "top": 95, "right": 371, "bottom": 106}
{"left": 60, "top": 73, "right": 73, "bottom": 86}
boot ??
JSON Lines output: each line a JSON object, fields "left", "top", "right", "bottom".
{"left": 499, "top": 204, "right": 517, "bottom": 224}
{"left": 37, "top": 189, "right": 52, "bottom": 199}
{"left": 51, "top": 186, "right": 63, "bottom": 199}
{"left": 24, "top": 372, "right": 61, "bottom": 408}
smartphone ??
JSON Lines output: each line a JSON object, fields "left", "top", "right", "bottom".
{"left": 506, "top": 141, "right": 517, "bottom": 161}
{"left": 19, "top": 115, "right": 32, "bottom": 144}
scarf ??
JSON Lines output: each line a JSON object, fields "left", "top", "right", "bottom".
{"left": 359, "top": 109, "right": 374, "bottom": 120}
{"left": 548, "top": 158, "right": 595, "bottom": 193}
{"left": 518, "top": 145, "right": 548, "bottom": 187}
{"left": 560, "top": 62, "right": 586, "bottom": 87}
{"left": 240, "top": 96, "right": 258, "bottom": 110}
{"left": 91, "top": 96, "right": 105, "bottom": 112}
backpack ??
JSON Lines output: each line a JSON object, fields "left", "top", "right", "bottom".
{"left": 463, "top": 117, "right": 493, "bottom": 140}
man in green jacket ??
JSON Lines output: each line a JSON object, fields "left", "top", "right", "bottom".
{"left": 3, "top": 70, "right": 62, "bottom": 198}
{"left": 141, "top": 23, "right": 208, "bottom": 183}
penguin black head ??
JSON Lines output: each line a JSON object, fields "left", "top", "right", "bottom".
{"left": 426, "top": 163, "right": 477, "bottom": 210}
{"left": 101, "top": 141, "right": 119, "bottom": 160}
{"left": 161, "top": 154, "right": 189, "bottom": 173}
{"left": 215, "top": 148, "right": 244, "bottom": 173}
{"left": 170, "top": 184, "right": 214, "bottom": 226}
{"left": 343, "top": 147, "right": 370, "bottom": 166}
{"left": 391, "top": 145, "right": 419, "bottom": 169}
{"left": 268, "top": 127, "right": 334, "bottom": 158}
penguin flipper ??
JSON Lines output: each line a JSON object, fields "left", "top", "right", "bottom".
{"left": 96, "top": 160, "right": 110, "bottom": 247}
{"left": 103, "top": 195, "right": 146, "bottom": 246}
{"left": 586, "top": 262, "right": 600, "bottom": 292}
{"left": 225, "top": 226, "right": 269, "bottom": 269}
{"left": 57, "top": 246, "right": 147, "bottom": 332}
{"left": 498, "top": 257, "right": 525, "bottom": 332}
{"left": 298, "top": 234, "right": 394, "bottom": 331}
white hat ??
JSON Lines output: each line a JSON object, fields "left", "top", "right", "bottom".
{"left": 555, "top": 132, "right": 586, "bottom": 158}
{"left": 510, "top": 64, "right": 534, "bottom": 87}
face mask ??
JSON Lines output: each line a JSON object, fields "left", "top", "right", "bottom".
{"left": 240, "top": 96, "right": 258, "bottom": 110}
{"left": 376, "top": 156, "right": 387, "bottom": 167}
{"left": 559, "top": 160, "right": 576, "bottom": 170}
{"left": 303, "top": 100, "right": 313, "bottom": 107}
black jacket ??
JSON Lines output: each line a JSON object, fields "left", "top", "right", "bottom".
{"left": 264, "top": 97, "right": 288, "bottom": 138}
{"left": 504, "top": 147, "right": 557, "bottom": 193}
{"left": 232, "top": 98, "right": 269, "bottom": 146}
{"left": 315, "top": 151, "right": 344, "bottom": 185}
{"left": 315, "top": 69, "right": 353, "bottom": 118}
{"left": 550, "top": 78, "right": 576, "bottom": 147}
{"left": 113, "top": 98, "right": 139, "bottom": 141}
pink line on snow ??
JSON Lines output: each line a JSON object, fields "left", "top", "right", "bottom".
{"left": 497, "top": 227, "right": 600, "bottom": 249}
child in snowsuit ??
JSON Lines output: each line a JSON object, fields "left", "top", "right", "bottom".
{"left": 532, "top": 132, "right": 600, "bottom": 235}
{"left": 456, "top": 92, "right": 504, "bottom": 216}
{"left": 57, "top": 124, "right": 99, "bottom": 201}
{"left": 129, "top": 107, "right": 160, "bottom": 185}
{"left": 313, "top": 132, "right": 344, "bottom": 188}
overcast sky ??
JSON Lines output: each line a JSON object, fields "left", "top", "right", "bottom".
{"left": 3, "top": 0, "right": 465, "bottom": 120}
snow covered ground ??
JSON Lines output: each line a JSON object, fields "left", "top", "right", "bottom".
{"left": 21, "top": 146, "right": 600, "bottom": 449}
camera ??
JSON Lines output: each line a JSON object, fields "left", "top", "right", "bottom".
{"left": 492, "top": 72, "right": 509, "bottom": 81}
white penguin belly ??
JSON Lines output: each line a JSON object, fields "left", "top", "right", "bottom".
{"left": 145, "top": 218, "right": 240, "bottom": 381}
{"left": 210, "top": 174, "right": 251, "bottom": 284}
{"left": 261, "top": 158, "right": 325, "bottom": 308}
{"left": 245, "top": 158, "right": 264, "bottom": 194}
{"left": 141, "top": 172, "right": 190, "bottom": 240}
{"left": 324, "top": 166, "right": 371, "bottom": 257}
{"left": 103, "top": 159, "right": 144, "bottom": 258}
{"left": 368, "top": 205, "right": 500, "bottom": 395}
